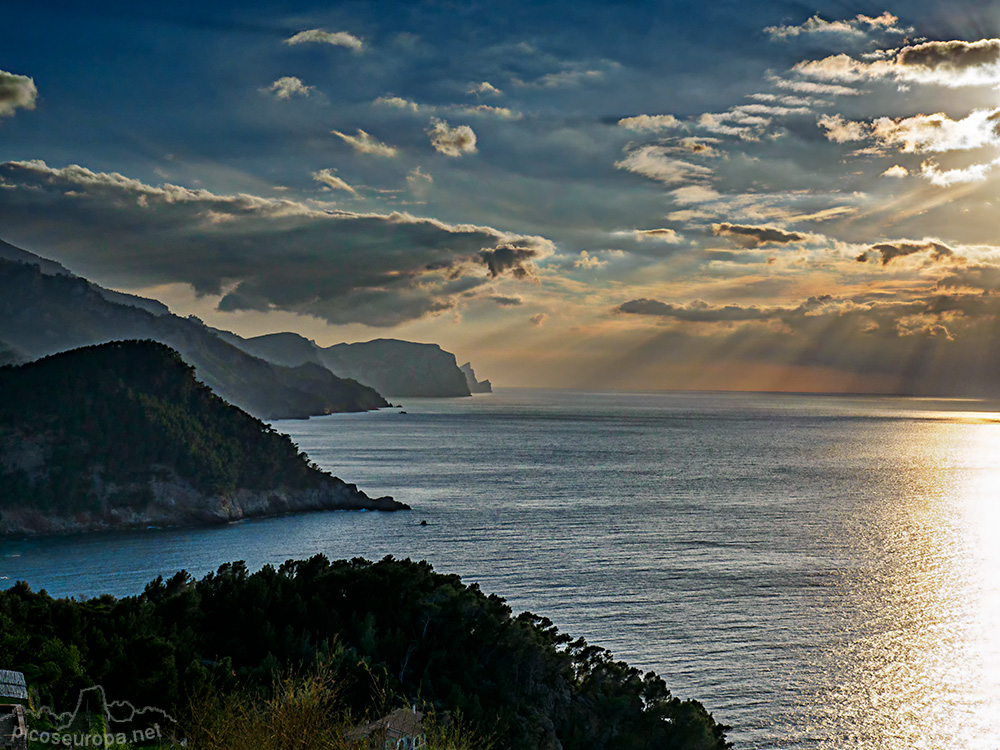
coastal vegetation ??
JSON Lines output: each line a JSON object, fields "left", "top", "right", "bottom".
{"left": 0, "top": 556, "right": 730, "bottom": 749}
{"left": 0, "top": 340, "right": 405, "bottom": 537}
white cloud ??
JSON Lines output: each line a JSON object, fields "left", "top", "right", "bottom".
{"left": 765, "top": 12, "right": 909, "bottom": 40}
{"left": 817, "top": 108, "right": 1000, "bottom": 154}
{"left": 428, "top": 119, "right": 477, "bottom": 157}
{"left": 0, "top": 70, "right": 38, "bottom": 118}
{"left": 920, "top": 158, "right": 1000, "bottom": 186}
{"left": 617, "top": 114, "right": 683, "bottom": 132}
{"left": 285, "top": 29, "right": 363, "bottom": 51}
{"left": 818, "top": 113, "right": 868, "bottom": 142}
{"left": 452, "top": 104, "right": 521, "bottom": 119}
{"left": 574, "top": 250, "right": 607, "bottom": 269}
{"left": 331, "top": 129, "right": 399, "bottom": 157}
{"left": 615, "top": 145, "right": 713, "bottom": 184}
{"left": 374, "top": 95, "right": 419, "bottom": 112}
{"left": 671, "top": 185, "right": 722, "bottom": 204}
{"left": 262, "top": 76, "right": 313, "bottom": 100}
{"left": 881, "top": 164, "right": 909, "bottom": 178}
{"left": 469, "top": 81, "right": 502, "bottom": 97}
{"left": 312, "top": 168, "right": 356, "bottom": 193}
{"left": 871, "top": 108, "right": 1000, "bottom": 153}
{"left": 770, "top": 76, "right": 860, "bottom": 96}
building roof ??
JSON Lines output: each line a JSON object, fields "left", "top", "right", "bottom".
{"left": 0, "top": 673, "right": 26, "bottom": 702}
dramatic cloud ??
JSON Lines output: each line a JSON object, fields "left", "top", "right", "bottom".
{"left": 860, "top": 240, "right": 954, "bottom": 265}
{"left": 765, "top": 12, "right": 908, "bottom": 40}
{"left": 262, "top": 76, "right": 312, "bottom": 100}
{"left": 332, "top": 129, "right": 398, "bottom": 157}
{"left": 872, "top": 108, "right": 1000, "bottom": 153}
{"left": 0, "top": 70, "right": 37, "bottom": 118}
{"left": 479, "top": 244, "right": 539, "bottom": 278}
{"left": 285, "top": 29, "right": 363, "bottom": 51}
{"left": 617, "top": 298, "right": 787, "bottom": 322}
{"left": 428, "top": 120, "right": 477, "bottom": 157}
{"left": 615, "top": 145, "right": 712, "bottom": 184}
{"left": 0, "top": 160, "right": 553, "bottom": 327}
{"left": 617, "top": 114, "right": 682, "bottom": 132}
{"left": 712, "top": 223, "right": 806, "bottom": 248}
{"left": 795, "top": 38, "right": 1000, "bottom": 87}
{"left": 312, "top": 168, "right": 355, "bottom": 193}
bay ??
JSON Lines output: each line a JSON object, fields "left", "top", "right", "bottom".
{"left": 3, "top": 389, "right": 999, "bottom": 749}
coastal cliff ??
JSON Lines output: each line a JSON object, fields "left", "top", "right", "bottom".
{"left": 219, "top": 330, "right": 482, "bottom": 398}
{"left": 0, "top": 340, "right": 407, "bottom": 538}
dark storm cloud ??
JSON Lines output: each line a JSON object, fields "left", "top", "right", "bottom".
{"left": 897, "top": 39, "right": 1000, "bottom": 73}
{"left": 0, "top": 160, "right": 552, "bottom": 327}
{"left": 862, "top": 241, "right": 954, "bottom": 265}
{"left": 616, "top": 298, "right": 788, "bottom": 322}
{"left": 479, "top": 245, "right": 539, "bottom": 279}
{"left": 712, "top": 223, "right": 806, "bottom": 249}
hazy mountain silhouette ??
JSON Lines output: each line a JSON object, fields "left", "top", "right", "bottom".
{"left": 0, "top": 241, "right": 387, "bottom": 419}
{"left": 219, "top": 330, "right": 477, "bottom": 397}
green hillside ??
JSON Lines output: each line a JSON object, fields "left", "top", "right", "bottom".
{"left": 0, "top": 340, "right": 404, "bottom": 535}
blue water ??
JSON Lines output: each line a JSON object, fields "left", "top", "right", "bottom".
{"left": 3, "top": 389, "right": 1000, "bottom": 749}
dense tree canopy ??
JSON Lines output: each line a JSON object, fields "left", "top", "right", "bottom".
{"left": 0, "top": 557, "right": 730, "bottom": 749}
{"left": 0, "top": 340, "right": 334, "bottom": 516}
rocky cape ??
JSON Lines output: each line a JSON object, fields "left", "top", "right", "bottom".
{"left": 0, "top": 340, "right": 408, "bottom": 539}
{"left": 219, "top": 330, "right": 485, "bottom": 398}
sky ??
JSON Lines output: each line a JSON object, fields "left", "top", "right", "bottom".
{"left": 6, "top": 1, "right": 1000, "bottom": 395}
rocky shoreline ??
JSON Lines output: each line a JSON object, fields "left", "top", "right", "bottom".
{"left": 0, "top": 471, "right": 408, "bottom": 539}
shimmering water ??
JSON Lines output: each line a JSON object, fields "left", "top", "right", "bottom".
{"left": 3, "top": 389, "right": 1000, "bottom": 748}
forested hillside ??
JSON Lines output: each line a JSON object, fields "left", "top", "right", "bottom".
{"left": 0, "top": 340, "right": 405, "bottom": 536}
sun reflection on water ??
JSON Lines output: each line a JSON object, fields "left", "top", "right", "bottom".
{"left": 825, "top": 419, "right": 1000, "bottom": 749}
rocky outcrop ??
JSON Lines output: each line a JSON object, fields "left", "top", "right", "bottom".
{"left": 460, "top": 362, "right": 493, "bottom": 393}
{"left": 0, "top": 469, "right": 407, "bottom": 538}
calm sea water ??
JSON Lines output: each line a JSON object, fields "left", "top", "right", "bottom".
{"left": 3, "top": 389, "right": 1000, "bottom": 749}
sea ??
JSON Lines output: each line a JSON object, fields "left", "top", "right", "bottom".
{"left": 3, "top": 389, "right": 999, "bottom": 749}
